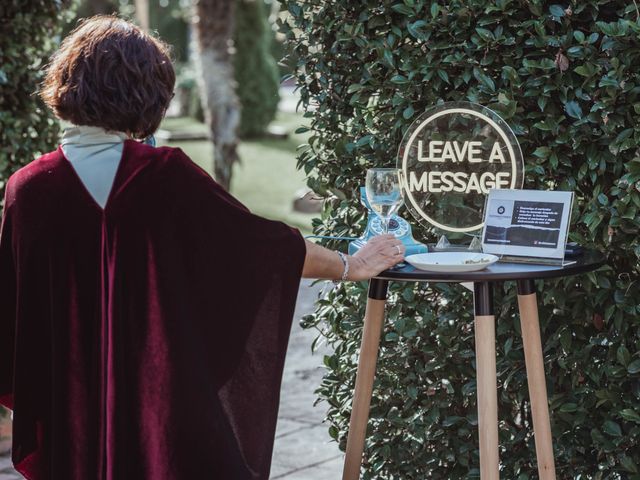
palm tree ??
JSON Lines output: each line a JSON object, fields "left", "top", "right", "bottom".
{"left": 192, "top": 0, "right": 240, "bottom": 191}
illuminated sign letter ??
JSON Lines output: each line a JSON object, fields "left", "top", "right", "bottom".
{"left": 409, "top": 171, "right": 428, "bottom": 192}
{"left": 489, "top": 142, "right": 506, "bottom": 163}
{"left": 428, "top": 141, "right": 444, "bottom": 162}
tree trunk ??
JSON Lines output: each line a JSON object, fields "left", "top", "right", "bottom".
{"left": 192, "top": 0, "right": 240, "bottom": 191}
{"left": 134, "top": 0, "right": 149, "bottom": 31}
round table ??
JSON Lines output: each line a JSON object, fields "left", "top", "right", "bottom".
{"left": 341, "top": 251, "right": 606, "bottom": 480}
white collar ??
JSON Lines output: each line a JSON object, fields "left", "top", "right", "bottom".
{"left": 61, "top": 125, "right": 129, "bottom": 146}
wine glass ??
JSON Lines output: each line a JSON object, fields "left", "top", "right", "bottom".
{"left": 365, "top": 168, "right": 403, "bottom": 234}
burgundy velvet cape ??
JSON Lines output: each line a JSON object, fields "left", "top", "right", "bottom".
{"left": 0, "top": 140, "right": 306, "bottom": 479}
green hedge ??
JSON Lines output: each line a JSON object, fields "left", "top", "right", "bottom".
{"left": 0, "top": 1, "right": 72, "bottom": 198}
{"left": 234, "top": 0, "right": 280, "bottom": 138}
{"left": 280, "top": 0, "right": 640, "bottom": 478}
{"left": 0, "top": 1, "right": 72, "bottom": 419}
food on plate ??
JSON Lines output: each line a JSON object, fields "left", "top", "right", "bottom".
{"left": 463, "top": 257, "right": 492, "bottom": 265}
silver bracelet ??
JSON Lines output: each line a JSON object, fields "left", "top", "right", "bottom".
{"left": 333, "top": 251, "right": 350, "bottom": 284}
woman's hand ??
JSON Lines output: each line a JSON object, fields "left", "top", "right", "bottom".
{"left": 348, "top": 234, "right": 405, "bottom": 281}
{"left": 301, "top": 235, "right": 405, "bottom": 281}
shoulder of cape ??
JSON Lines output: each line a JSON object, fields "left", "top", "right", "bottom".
{"left": 9, "top": 148, "right": 63, "bottom": 185}
{"left": 5, "top": 142, "right": 220, "bottom": 209}
{"left": 131, "top": 141, "right": 229, "bottom": 194}
{"left": 8, "top": 142, "right": 196, "bottom": 188}
{"left": 124, "top": 141, "right": 209, "bottom": 179}
{"left": 4, "top": 149, "right": 66, "bottom": 208}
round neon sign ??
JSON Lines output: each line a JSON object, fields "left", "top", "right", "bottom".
{"left": 397, "top": 102, "right": 525, "bottom": 233}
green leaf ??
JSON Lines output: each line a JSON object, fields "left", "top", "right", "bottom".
{"left": 390, "top": 75, "right": 409, "bottom": 84}
{"left": 407, "top": 20, "right": 427, "bottom": 39}
{"left": 403, "top": 105, "right": 415, "bottom": 119}
{"left": 442, "top": 416, "right": 463, "bottom": 427}
{"left": 287, "top": 3, "right": 302, "bottom": 16}
{"left": 437, "top": 69, "right": 449, "bottom": 84}
{"left": 565, "top": 101, "right": 583, "bottom": 119}
{"left": 549, "top": 4, "right": 565, "bottom": 17}
{"left": 628, "top": 359, "right": 640, "bottom": 374}
{"left": 598, "top": 275, "right": 611, "bottom": 289}
{"left": 533, "top": 146, "right": 551, "bottom": 158}
{"left": 559, "top": 403, "right": 578, "bottom": 412}
{"left": 620, "top": 455, "right": 638, "bottom": 473}
{"left": 610, "top": 128, "right": 635, "bottom": 153}
{"left": 407, "top": 385, "right": 418, "bottom": 399}
{"left": 603, "top": 420, "right": 622, "bottom": 437}
{"left": 391, "top": 3, "right": 414, "bottom": 15}
{"left": 504, "top": 337, "right": 513, "bottom": 355}
{"left": 355, "top": 135, "right": 373, "bottom": 147}
{"left": 618, "top": 346, "right": 631, "bottom": 366}
{"left": 619, "top": 409, "right": 640, "bottom": 423}
{"left": 385, "top": 332, "right": 399, "bottom": 341}
{"left": 402, "top": 288, "right": 415, "bottom": 302}
{"left": 473, "top": 68, "right": 496, "bottom": 92}
{"left": 597, "top": 193, "right": 608, "bottom": 205}
{"left": 475, "top": 27, "right": 494, "bottom": 42}
{"left": 430, "top": 2, "right": 439, "bottom": 18}
{"left": 382, "top": 49, "right": 395, "bottom": 67}
{"left": 462, "top": 381, "right": 476, "bottom": 396}
{"left": 574, "top": 65, "right": 594, "bottom": 77}
{"left": 599, "top": 76, "right": 619, "bottom": 88}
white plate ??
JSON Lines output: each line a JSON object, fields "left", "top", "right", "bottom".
{"left": 405, "top": 252, "right": 499, "bottom": 273}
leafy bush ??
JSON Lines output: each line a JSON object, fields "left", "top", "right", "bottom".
{"left": 234, "top": 0, "right": 280, "bottom": 138}
{"left": 0, "top": 1, "right": 73, "bottom": 197}
{"left": 280, "top": 0, "right": 640, "bottom": 478}
{"left": 0, "top": 0, "right": 73, "bottom": 419}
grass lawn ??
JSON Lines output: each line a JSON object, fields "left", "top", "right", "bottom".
{"left": 159, "top": 112, "right": 315, "bottom": 234}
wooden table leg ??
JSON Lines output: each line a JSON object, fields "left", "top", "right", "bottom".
{"left": 342, "top": 278, "right": 388, "bottom": 480}
{"left": 517, "top": 280, "right": 557, "bottom": 480}
{"left": 474, "top": 282, "right": 499, "bottom": 480}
